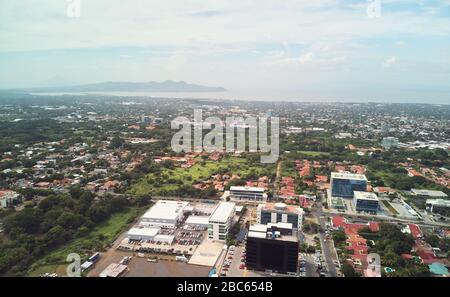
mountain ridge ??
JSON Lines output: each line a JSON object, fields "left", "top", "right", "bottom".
{"left": 10, "top": 80, "right": 227, "bottom": 93}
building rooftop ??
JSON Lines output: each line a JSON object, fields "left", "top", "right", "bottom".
{"left": 331, "top": 172, "right": 367, "bottom": 181}
{"left": 142, "top": 200, "right": 189, "bottom": 221}
{"left": 248, "top": 231, "right": 267, "bottom": 239}
{"left": 258, "top": 202, "right": 303, "bottom": 213}
{"left": 411, "top": 189, "right": 448, "bottom": 198}
{"left": 249, "top": 224, "right": 269, "bottom": 233}
{"left": 185, "top": 215, "right": 209, "bottom": 225}
{"left": 267, "top": 222, "right": 293, "bottom": 230}
{"left": 247, "top": 223, "right": 298, "bottom": 242}
{"left": 128, "top": 227, "right": 159, "bottom": 237}
{"left": 354, "top": 191, "right": 379, "bottom": 201}
{"left": 209, "top": 202, "right": 235, "bottom": 223}
{"left": 426, "top": 199, "right": 450, "bottom": 207}
{"left": 230, "top": 186, "right": 265, "bottom": 193}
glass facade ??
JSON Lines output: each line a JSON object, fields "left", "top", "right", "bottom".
{"left": 354, "top": 199, "right": 379, "bottom": 213}
{"left": 245, "top": 236, "right": 299, "bottom": 274}
{"left": 331, "top": 178, "right": 367, "bottom": 198}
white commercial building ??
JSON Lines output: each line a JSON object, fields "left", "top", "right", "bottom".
{"left": 411, "top": 189, "right": 448, "bottom": 198}
{"left": 229, "top": 186, "right": 267, "bottom": 202}
{"left": 127, "top": 227, "right": 159, "bottom": 241}
{"left": 208, "top": 202, "right": 236, "bottom": 241}
{"left": 185, "top": 216, "right": 209, "bottom": 229}
{"left": 426, "top": 199, "right": 450, "bottom": 213}
{"left": 140, "top": 200, "right": 189, "bottom": 228}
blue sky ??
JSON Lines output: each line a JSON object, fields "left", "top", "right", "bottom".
{"left": 1, "top": 0, "right": 450, "bottom": 103}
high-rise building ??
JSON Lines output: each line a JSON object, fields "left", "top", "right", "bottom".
{"left": 353, "top": 191, "right": 379, "bottom": 214}
{"left": 257, "top": 202, "right": 303, "bottom": 229}
{"left": 330, "top": 172, "right": 368, "bottom": 199}
{"left": 381, "top": 137, "right": 399, "bottom": 150}
{"left": 245, "top": 223, "right": 299, "bottom": 275}
{"left": 208, "top": 202, "right": 236, "bottom": 241}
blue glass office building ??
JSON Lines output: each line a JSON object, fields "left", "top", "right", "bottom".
{"left": 331, "top": 173, "right": 368, "bottom": 198}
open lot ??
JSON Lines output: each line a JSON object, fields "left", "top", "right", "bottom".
{"left": 188, "top": 240, "right": 224, "bottom": 267}
{"left": 129, "top": 156, "right": 274, "bottom": 196}
{"left": 125, "top": 258, "right": 211, "bottom": 277}
{"left": 389, "top": 200, "right": 418, "bottom": 219}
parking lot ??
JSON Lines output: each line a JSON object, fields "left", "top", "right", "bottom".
{"left": 118, "top": 222, "right": 207, "bottom": 256}
{"left": 299, "top": 252, "right": 328, "bottom": 277}
{"left": 218, "top": 244, "right": 263, "bottom": 277}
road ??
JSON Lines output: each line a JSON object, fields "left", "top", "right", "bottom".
{"left": 321, "top": 209, "right": 449, "bottom": 229}
{"left": 311, "top": 197, "right": 339, "bottom": 277}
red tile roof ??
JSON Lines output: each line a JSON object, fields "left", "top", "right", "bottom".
{"left": 407, "top": 224, "right": 423, "bottom": 239}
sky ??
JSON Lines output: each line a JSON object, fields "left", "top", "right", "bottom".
{"left": 1, "top": 0, "right": 450, "bottom": 103}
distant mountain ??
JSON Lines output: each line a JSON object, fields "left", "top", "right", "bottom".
{"left": 13, "top": 80, "right": 227, "bottom": 93}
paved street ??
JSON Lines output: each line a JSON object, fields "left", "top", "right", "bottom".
{"left": 312, "top": 198, "right": 339, "bottom": 277}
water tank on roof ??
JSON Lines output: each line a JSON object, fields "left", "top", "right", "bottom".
{"left": 274, "top": 203, "right": 287, "bottom": 210}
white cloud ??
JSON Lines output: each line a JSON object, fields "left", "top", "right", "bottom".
{"left": 299, "top": 52, "right": 314, "bottom": 64}
{"left": 382, "top": 56, "right": 397, "bottom": 69}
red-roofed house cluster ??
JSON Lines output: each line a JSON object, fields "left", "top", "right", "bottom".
{"left": 277, "top": 176, "right": 310, "bottom": 208}
{"left": 401, "top": 224, "right": 449, "bottom": 267}
{"left": 331, "top": 216, "right": 380, "bottom": 274}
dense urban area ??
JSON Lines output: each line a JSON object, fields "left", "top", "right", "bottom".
{"left": 0, "top": 92, "right": 449, "bottom": 278}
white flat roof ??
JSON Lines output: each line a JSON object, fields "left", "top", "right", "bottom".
{"left": 142, "top": 200, "right": 189, "bottom": 221}
{"left": 248, "top": 231, "right": 267, "bottom": 239}
{"left": 249, "top": 224, "right": 268, "bottom": 233}
{"left": 128, "top": 227, "right": 159, "bottom": 237}
{"left": 426, "top": 199, "right": 450, "bottom": 207}
{"left": 185, "top": 216, "right": 209, "bottom": 225}
{"left": 154, "top": 234, "right": 175, "bottom": 241}
{"left": 354, "top": 191, "right": 379, "bottom": 201}
{"left": 412, "top": 189, "right": 447, "bottom": 197}
{"left": 209, "top": 202, "right": 235, "bottom": 223}
{"left": 230, "top": 186, "right": 265, "bottom": 193}
{"left": 331, "top": 172, "right": 367, "bottom": 181}
{"left": 267, "top": 222, "right": 293, "bottom": 230}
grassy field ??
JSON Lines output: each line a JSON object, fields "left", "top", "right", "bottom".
{"left": 297, "top": 150, "right": 331, "bottom": 157}
{"left": 26, "top": 207, "right": 143, "bottom": 276}
{"left": 129, "top": 156, "right": 275, "bottom": 196}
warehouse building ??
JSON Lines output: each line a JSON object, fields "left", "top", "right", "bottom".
{"left": 140, "top": 200, "right": 189, "bottom": 228}
{"left": 127, "top": 227, "right": 159, "bottom": 241}
{"left": 184, "top": 216, "right": 209, "bottom": 229}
